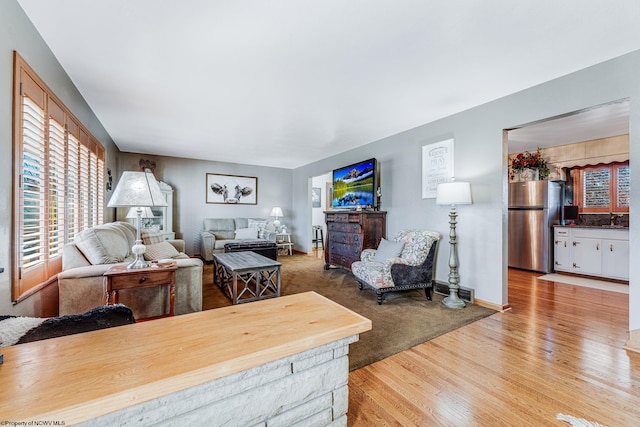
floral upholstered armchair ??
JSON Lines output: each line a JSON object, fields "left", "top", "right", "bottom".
{"left": 351, "top": 229, "right": 441, "bottom": 304}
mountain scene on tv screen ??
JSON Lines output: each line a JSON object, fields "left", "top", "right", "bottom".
{"left": 333, "top": 163, "right": 374, "bottom": 207}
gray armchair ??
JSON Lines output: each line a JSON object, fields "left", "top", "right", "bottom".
{"left": 351, "top": 229, "right": 441, "bottom": 304}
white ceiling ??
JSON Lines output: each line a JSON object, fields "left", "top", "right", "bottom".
{"left": 507, "top": 99, "right": 630, "bottom": 154}
{"left": 17, "top": 0, "right": 640, "bottom": 169}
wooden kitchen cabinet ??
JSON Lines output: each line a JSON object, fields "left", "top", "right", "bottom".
{"left": 571, "top": 237, "right": 602, "bottom": 276}
{"left": 553, "top": 228, "right": 570, "bottom": 272}
{"left": 554, "top": 227, "right": 628, "bottom": 280}
{"left": 602, "top": 238, "right": 630, "bottom": 280}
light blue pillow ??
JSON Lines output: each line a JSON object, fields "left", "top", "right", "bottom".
{"left": 374, "top": 238, "right": 405, "bottom": 263}
{"left": 235, "top": 227, "right": 258, "bottom": 239}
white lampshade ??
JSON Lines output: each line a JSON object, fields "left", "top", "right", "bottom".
{"left": 107, "top": 171, "right": 167, "bottom": 269}
{"left": 126, "top": 207, "right": 155, "bottom": 219}
{"left": 436, "top": 181, "right": 472, "bottom": 206}
{"left": 107, "top": 171, "right": 168, "bottom": 208}
{"left": 270, "top": 207, "right": 284, "bottom": 218}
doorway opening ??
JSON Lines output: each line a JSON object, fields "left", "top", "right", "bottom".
{"left": 505, "top": 98, "right": 630, "bottom": 301}
{"left": 310, "top": 171, "right": 331, "bottom": 258}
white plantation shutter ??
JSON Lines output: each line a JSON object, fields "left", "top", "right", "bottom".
{"left": 13, "top": 53, "right": 106, "bottom": 301}
{"left": 89, "top": 148, "right": 98, "bottom": 227}
{"left": 48, "top": 100, "right": 66, "bottom": 264}
{"left": 20, "top": 96, "right": 47, "bottom": 272}
{"left": 96, "top": 145, "right": 105, "bottom": 225}
{"left": 79, "top": 142, "right": 91, "bottom": 230}
{"left": 18, "top": 69, "right": 49, "bottom": 292}
{"left": 66, "top": 125, "right": 80, "bottom": 242}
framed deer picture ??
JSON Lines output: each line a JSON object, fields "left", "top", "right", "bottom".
{"left": 206, "top": 173, "right": 258, "bottom": 205}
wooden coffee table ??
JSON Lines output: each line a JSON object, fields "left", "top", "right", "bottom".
{"left": 104, "top": 262, "right": 177, "bottom": 319}
{"left": 213, "top": 251, "right": 282, "bottom": 304}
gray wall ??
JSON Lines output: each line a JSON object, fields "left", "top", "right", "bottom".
{"left": 293, "top": 50, "right": 640, "bottom": 332}
{"left": 2, "top": 0, "right": 639, "bottom": 333}
{"left": 117, "top": 153, "right": 292, "bottom": 256}
{"left": 0, "top": 0, "right": 119, "bottom": 315}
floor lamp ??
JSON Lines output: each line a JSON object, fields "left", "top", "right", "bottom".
{"left": 107, "top": 171, "right": 168, "bottom": 269}
{"left": 436, "top": 180, "right": 473, "bottom": 309}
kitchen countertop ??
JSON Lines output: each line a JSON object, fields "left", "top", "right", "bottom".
{"left": 0, "top": 291, "right": 372, "bottom": 424}
{"left": 554, "top": 224, "right": 628, "bottom": 229}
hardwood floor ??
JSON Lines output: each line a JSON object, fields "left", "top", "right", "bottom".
{"left": 348, "top": 268, "right": 640, "bottom": 426}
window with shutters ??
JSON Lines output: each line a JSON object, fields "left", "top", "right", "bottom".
{"left": 12, "top": 52, "right": 105, "bottom": 302}
{"left": 573, "top": 162, "right": 629, "bottom": 213}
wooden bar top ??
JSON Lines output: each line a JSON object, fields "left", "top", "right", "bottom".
{"left": 0, "top": 291, "right": 371, "bottom": 423}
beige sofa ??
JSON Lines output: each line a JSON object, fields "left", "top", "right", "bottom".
{"left": 58, "top": 222, "right": 203, "bottom": 319}
{"left": 200, "top": 218, "right": 277, "bottom": 262}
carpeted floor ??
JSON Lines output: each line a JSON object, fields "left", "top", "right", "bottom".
{"left": 202, "top": 253, "right": 497, "bottom": 370}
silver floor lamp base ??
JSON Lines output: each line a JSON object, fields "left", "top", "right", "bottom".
{"left": 442, "top": 205, "right": 466, "bottom": 309}
{"left": 442, "top": 291, "right": 466, "bottom": 309}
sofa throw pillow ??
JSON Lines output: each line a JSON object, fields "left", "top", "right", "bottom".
{"left": 247, "top": 219, "right": 267, "bottom": 229}
{"left": 235, "top": 227, "right": 258, "bottom": 239}
{"left": 74, "top": 223, "right": 132, "bottom": 265}
{"left": 248, "top": 219, "right": 268, "bottom": 238}
{"left": 373, "top": 238, "right": 405, "bottom": 263}
{"left": 143, "top": 241, "right": 180, "bottom": 261}
{"left": 141, "top": 228, "right": 164, "bottom": 245}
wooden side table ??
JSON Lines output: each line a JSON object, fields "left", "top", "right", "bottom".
{"left": 104, "top": 263, "right": 177, "bottom": 320}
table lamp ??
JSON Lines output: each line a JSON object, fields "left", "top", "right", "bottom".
{"left": 107, "top": 171, "right": 168, "bottom": 269}
{"left": 126, "top": 206, "right": 156, "bottom": 229}
{"left": 270, "top": 206, "right": 284, "bottom": 232}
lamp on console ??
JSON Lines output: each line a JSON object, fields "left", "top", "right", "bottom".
{"left": 108, "top": 171, "right": 168, "bottom": 269}
{"left": 126, "top": 207, "right": 156, "bottom": 229}
{"left": 270, "top": 206, "right": 284, "bottom": 232}
{"left": 436, "top": 179, "right": 472, "bottom": 309}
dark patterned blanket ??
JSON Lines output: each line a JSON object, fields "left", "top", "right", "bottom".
{"left": 0, "top": 304, "right": 135, "bottom": 348}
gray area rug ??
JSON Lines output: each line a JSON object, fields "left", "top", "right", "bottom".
{"left": 203, "top": 254, "right": 497, "bottom": 370}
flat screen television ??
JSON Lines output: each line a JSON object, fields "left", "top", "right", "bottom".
{"left": 331, "top": 158, "right": 378, "bottom": 209}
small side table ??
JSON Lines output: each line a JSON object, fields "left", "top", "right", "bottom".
{"left": 104, "top": 263, "right": 177, "bottom": 320}
{"left": 275, "top": 233, "right": 293, "bottom": 255}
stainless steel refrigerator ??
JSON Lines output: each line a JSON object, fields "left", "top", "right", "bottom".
{"left": 508, "top": 180, "right": 563, "bottom": 273}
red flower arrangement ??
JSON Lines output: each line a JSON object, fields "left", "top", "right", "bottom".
{"left": 510, "top": 148, "right": 550, "bottom": 179}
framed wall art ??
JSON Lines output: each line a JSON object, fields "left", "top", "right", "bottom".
{"left": 206, "top": 173, "right": 258, "bottom": 204}
{"left": 422, "top": 138, "right": 454, "bottom": 199}
{"left": 311, "top": 187, "right": 321, "bottom": 208}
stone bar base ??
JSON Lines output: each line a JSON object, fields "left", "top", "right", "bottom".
{"left": 0, "top": 293, "right": 371, "bottom": 424}
{"left": 79, "top": 336, "right": 358, "bottom": 427}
